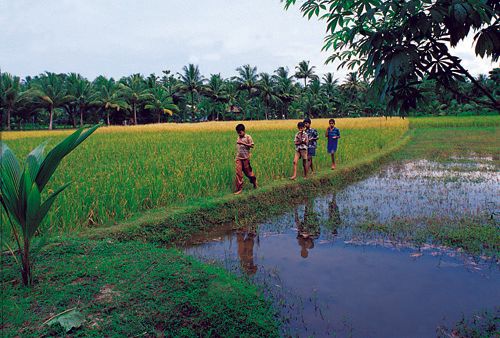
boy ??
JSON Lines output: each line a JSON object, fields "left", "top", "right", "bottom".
{"left": 304, "top": 118, "right": 319, "bottom": 174}
{"left": 325, "top": 119, "right": 340, "bottom": 169}
{"left": 290, "top": 121, "right": 309, "bottom": 180}
{"left": 234, "top": 124, "right": 257, "bottom": 195}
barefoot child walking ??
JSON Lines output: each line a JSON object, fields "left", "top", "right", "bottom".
{"left": 326, "top": 119, "right": 340, "bottom": 169}
{"left": 290, "top": 121, "right": 309, "bottom": 180}
{"left": 234, "top": 124, "right": 257, "bottom": 194}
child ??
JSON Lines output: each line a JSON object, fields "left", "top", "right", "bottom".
{"left": 290, "top": 121, "right": 309, "bottom": 180}
{"left": 234, "top": 124, "right": 257, "bottom": 194}
{"left": 325, "top": 119, "right": 340, "bottom": 169}
{"left": 304, "top": 118, "right": 319, "bottom": 174}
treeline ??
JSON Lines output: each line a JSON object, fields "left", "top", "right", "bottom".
{"left": 1, "top": 62, "right": 498, "bottom": 130}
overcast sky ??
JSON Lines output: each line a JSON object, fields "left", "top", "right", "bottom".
{"left": 0, "top": 0, "right": 496, "bottom": 82}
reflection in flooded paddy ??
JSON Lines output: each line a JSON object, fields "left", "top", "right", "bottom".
{"left": 185, "top": 160, "right": 500, "bottom": 337}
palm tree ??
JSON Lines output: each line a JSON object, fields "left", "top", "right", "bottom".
{"left": 206, "top": 74, "right": 228, "bottom": 120}
{"left": 341, "top": 72, "right": 366, "bottom": 100}
{"left": 177, "top": 64, "right": 206, "bottom": 122}
{"left": 66, "top": 73, "right": 94, "bottom": 127}
{"left": 145, "top": 86, "right": 179, "bottom": 123}
{"left": 0, "top": 72, "right": 24, "bottom": 130}
{"left": 29, "top": 72, "right": 71, "bottom": 130}
{"left": 295, "top": 60, "right": 316, "bottom": 88}
{"left": 119, "top": 74, "right": 152, "bottom": 125}
{"left": 273, "top": 67, "right": 296, "bottom": 119}
{"left": 234, "top": 64, "right": 259, "bottom": 119}
{"left": 257, "top": 73, "right": 281, "bottom": 120}
{"left": 91, "top": 77, "right": 129, "bottom": 126}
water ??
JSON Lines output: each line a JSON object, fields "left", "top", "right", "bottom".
{"left": 185, "top": 160, "right": 500, "bottom": 337}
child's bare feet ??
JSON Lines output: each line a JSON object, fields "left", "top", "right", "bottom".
{"left": 289, "top": 176, "right": 296, "bottom": 180}
{"left": 253, "top": 182, "right": 258, "bottom": 189}
{"left": 234, "top": 190, "right": 243, "bottom": 195}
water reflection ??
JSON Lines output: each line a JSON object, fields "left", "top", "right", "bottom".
{"left": 186, "top": 159, "right": 499, "bottom": 337}
{"left": 295, "top": 199, "right": 320, "bottom": 258}
{"left": 236, "top": 230, "right": 258, "bottom": 275}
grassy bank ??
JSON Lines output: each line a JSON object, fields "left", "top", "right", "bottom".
{"left": 1, "top": 118, "right": 407, "bottom": 236}
{"left": 1, "top": 239, "right": 279, "bottom": 337}
{"left": 87, "top": 132, "right": 411, "bottom": 244}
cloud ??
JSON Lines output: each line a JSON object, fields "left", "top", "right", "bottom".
{"left": 0, "top": 0, "right": 495, "bottom": 82}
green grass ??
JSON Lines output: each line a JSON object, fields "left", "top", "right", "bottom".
{"left": 1, "top": 119, "right": 407, "bottom": 237}
{"left": 409, "top": 115, "right": 500, "bottom": 128}
{"left": 1, "top": 239, "right": 279, "bottom": 337}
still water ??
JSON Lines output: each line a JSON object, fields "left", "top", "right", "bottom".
{"left": 186, "top": 160, "right": 500, "bottom": 337}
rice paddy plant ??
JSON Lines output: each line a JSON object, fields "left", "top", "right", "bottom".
{"left": 1, "top": 118, "right": 408, "bottom": 236}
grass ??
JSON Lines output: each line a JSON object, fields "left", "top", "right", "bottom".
{"left": 1, "top": 239, "right": 279, "bottom": 337}
{"left": 1, "top": 118, "right": 407, "bottom": 237}
{"left": 2, "top": 115, "right": 499, "bottom": 337}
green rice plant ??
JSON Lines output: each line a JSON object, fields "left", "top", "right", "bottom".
{"left": 1, "top": 118, "right": 407, "bottom": 237}
{"left": 0, "top": 125, "right": 99, "bottom": 285}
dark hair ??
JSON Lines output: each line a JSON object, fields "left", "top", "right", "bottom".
{"left": 329, "top": 119, "right": 335, "bottom": 124}
{"left": 297, "top": 122, "right": 305, "bottom": 128}
{"left": 235, "top": 124, "right": 245, "bottom": 132}
{"left": 303, "top": 118, "right": 311, "bottom": 124}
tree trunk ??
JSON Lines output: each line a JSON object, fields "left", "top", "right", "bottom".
{"left": 158, "top": 111, "right": 161, "bottom": 123}
{"left": 71, "top": 113, "right": 77, "bottom": 128}
{"left": 133, "top": 104, "right": 138, "bottom": 125}
{"left": 48, "top": 106, "right": 53, "bottom": 130}
{"left": 80, "top": 105, "right": 84, "bottom": 127}
{"left": 191, "top": 93, "right": 195, "bottom": 122}
{"left": 6, "top": 107, "right": 12, "bottom": 130}
{"left": 304, "top": 78, "right": 307, "bottom": 88}
{"left": 21, "top": 239, "right": 31, "bottom": 286}
{"left": 107, "top": 111, "right": 110, "bottom": 126}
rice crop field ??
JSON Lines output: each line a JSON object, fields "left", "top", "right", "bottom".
{"left": 1, "top": 118, "right": 408, "bottom": 236}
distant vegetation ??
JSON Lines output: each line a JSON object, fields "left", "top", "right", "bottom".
{"left": 1, "top": 63, "right": 498, "bottom": 130}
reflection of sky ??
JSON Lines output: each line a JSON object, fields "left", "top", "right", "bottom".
{"left": 186, "top": 160, "right": 500, "bottom": 337}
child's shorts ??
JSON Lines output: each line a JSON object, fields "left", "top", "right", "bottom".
{"left": 297, "top": 149, "right": 308, "bottom": 159}
{"left": 307, "top": 148, "right": 316, "bottom": 157}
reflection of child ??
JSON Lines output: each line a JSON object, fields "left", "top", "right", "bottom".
{"left": 326, "top": 119, "right": 340, "bottom": 169}
{"left": 290, "top": 122, "right": 309, "bottom": 180}
{"left": 237, "top": 231, "right": 257, "bottom": 275}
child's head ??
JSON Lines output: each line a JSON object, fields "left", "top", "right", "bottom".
{"left": 303, "top": 118, "right": 311, "bottom": 129}
{"left": 235, "top": 123, "right": 246, "bottom": 137}
{"left": 329, "top": 119, "right": 335, "bottom": 127}
{"left": 297, "top": 122, "right": 305, "bottom": 131}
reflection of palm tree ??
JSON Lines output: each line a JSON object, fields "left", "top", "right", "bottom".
{"left": 237, "top": 231, "right": 257, "bottom": 275}
{"left": 295, "top": 200, "right": 320, "bottom": 258}
{"left": 328, "top": 193, "right": 342, "bottom": 236}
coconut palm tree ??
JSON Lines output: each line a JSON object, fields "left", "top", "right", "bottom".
{"left": 66, "top": 73, "right": 94, "bottom": 127}
{"left": 119, "top": 74, "right": 152, "bottom": 125}
{"left": 234, "top": 64, "right": 259, "bottom": 119}
{"left": 177, "top": 64, "right": 206, "bottom": 122}
{"left": 0, "top": 72, "right": 24, "bottom": 130}
{"left": 206, "top": 74, "right": 228, "bottom": 120}
{"left": 257, "top": 73, "right": 281, "bottom": 120}
{"left": 29, "top": 72, "right": 71, "bottom": 130}
{"left": 145, "top": 85, "right": 179, "bottom": 123}
{"left": 295, "top": 60, "right": 316, "bottom": 88}
{"left": 273, "top": 67, "right": 296, "bottom": 119}
{"left": 92, "top": 77, "right": 129, "bottom": 126}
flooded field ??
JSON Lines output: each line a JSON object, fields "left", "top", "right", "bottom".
{"left": 185, "top": 159, "right": 499, "bottom": 337}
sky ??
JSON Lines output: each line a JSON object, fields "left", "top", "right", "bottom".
{"left": 0, "top": 0, "right": 496, "bottom": 82}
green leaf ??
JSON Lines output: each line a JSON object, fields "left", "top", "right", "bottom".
{"left": 26, "top": 184, "right": 41, "bottom": 239}
{"left": 46, "top": 309, "right": 85, "bottom": 333}
{"left": 0, "top": 142, "right": 21, "bottom": 190}
{"left": 35, "top": 182, "right": 71, "bottom": 228}
{"left": 26, "top": 141, "right": 47, "bottom": 185}
{"left": 35, "top": 124, "right": 99, "bottom": 191}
